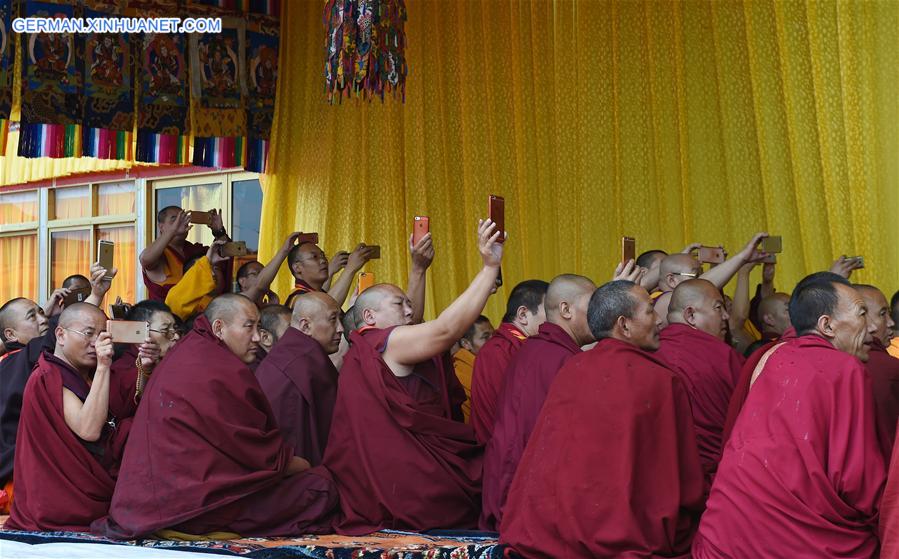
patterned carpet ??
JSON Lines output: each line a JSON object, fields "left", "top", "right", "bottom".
{"left": 0, "top": 517, "right": 505, "bottom": 558}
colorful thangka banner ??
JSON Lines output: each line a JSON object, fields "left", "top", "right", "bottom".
{"left": 136, "top": 32, "right": 190, "bottom": 164}
{"left": 191, "top": 22, "right": 246, "bottom": 168}
{"left": 245, "top": 21, "right": 277, "bottom": 172}
{"left": 81, "top": 7, "right": 134, "bottom": 160}
{"left": 0, "top": 0, "right": 15, "bottom": 154}
{"left": 19, "top": 1, "right": 82, "bottom": 158}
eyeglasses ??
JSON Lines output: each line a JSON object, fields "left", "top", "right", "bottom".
{"left": 149, "top": 327, "right": 180, "bottom": 340}
{"left": 672, "top": 272, "right": 700, "bottom": 278}
{"left": 62, "top": 327, "right": 100, "bottom": 342}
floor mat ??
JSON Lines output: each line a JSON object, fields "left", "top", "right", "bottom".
{"left": 0, "top": 516, "right": 504, "bottom": 558}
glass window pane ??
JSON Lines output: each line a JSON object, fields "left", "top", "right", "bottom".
{"left": 154, "top": 183, "right": 221, "bottom": 246}
{"left": 0, "top": 190, "right": 38, "bottom": 225}
{"left": 231, "top": 178, "right": 262, "bottom": 252}
{"left": 0, "top": 234, "right": 38, "bottom": 302}
{"left": 50, "top": 229, "right": 92, "bottom": 293}
{"left": 97, "top": 226, "right": 136, "bottom": 306}
{"left": 98, "top": 182, "right": 135, "bottom": 216}
{"left": 52, "top": 186, "right": 91, "bottom": 220}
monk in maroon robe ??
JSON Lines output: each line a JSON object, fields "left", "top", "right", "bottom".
{"left": 7, "top": 304, "right": 117, "bottom": 532}
{"left": 140, "top": 206, "right": 229, "bottom": 301}
{"left": 470, "top": 279, "right": 548, "bottom": 443}
{"left": 94, "top": 294, "right": 337, "bottom": 539}
{"left": 256, "top": 292, "right": 342, "bottom": 467}
{"left": 500, "top": 280, "right": 705, "bottom": 557}
{"left": 324, "top": 219, "right": 503, "bottom": 535}
{"left": 655, "top": 279, "right": 745, "bottom": 480}
{"left": 856, "top": 284, "right": 899, "bottom": 447}
{"left": 480, "top": 274, "right": 595, "bottom": 531}
{"left": 693, "top": 273, "right": 887, "bottom": 558}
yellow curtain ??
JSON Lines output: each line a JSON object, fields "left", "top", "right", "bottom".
{"left": 49, "top": 229, "right": 91, "bottom": 292}
{"left": 257, "top": 0, "right": 897, "bottom": 322}
{"left": 0, "top": 233, "right": 37, "bottom": 302}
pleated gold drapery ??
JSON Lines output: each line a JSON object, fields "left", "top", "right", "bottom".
{"left": 259, "top": 0, "right": 899, "bottom": 322}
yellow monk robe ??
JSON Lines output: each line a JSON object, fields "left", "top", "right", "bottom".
{"left": 165, "top": 257, "right": 216, "bottom": 320}
{"left": 452, "top": 348, "right": 476, "bottom": 423}
{"left": 744, "top": 319, "right": 762, "bottom": 341}
{"left": 144, "top": 243, "right": 208, "bottom": 301}
{"left": 650, "top": 291, "right": 663, "bottom": 300}
{"left": 890, "top": 338, "right": 899, "bottom": 359}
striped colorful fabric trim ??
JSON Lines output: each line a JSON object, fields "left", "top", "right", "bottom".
{"left": 17, "top": 123, "right": 82, "bottom": 158}
{"left": 136, "top": 132, "right": 190, "bottom": 164}
{"left": 82, "top": 128, "right": 133, "bottom": 160}
{"left": 192, "top": 136, "right": 245, "bottom": 168}
{"left": 246, "top": 137, "right": 268, "bottom": 172}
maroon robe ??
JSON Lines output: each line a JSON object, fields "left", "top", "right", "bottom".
{"left": 6, "top": 353, "right": 116, "bottom": 532}
{"left": 92, "top": 315, "right": 337, "bottom": 539}
{"left": 480, "top": 321, "right": 580, "bottom": 531}
{"left": 255, "top": 327, "right": 338, "bottom": 467}
{"left": 721, "top": 327, "right": 797, "bottom": 445}
{"left": 104, "top": 347, "right": 144, "bottom": 480}
{"left": 470, "top": 322, "right": 527, "bottom": 443}
{"left": 880, "top": 437, "right": 899, "bottom": 558}
{"left": 655, "top": 323, "right": 745, "bottom": 479}
{"left": 693, "top": 335, "right": 888, "bottom": 558}
{"left": 499, "top": 338, "right": 706, "bottom": 558}
{"left": 323, "top": 326, "right": 481, "bottom": 535}
{"left": 866, "top": 339, "right": 899, "bottom": 450}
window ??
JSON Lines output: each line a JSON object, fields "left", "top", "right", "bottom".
{"left": 154, "top": 182, "right": 222, "bottom": 247}
{"left": 47, "top": 182, "right": 137, "bottom": 307}
{"left": 231, "top": 178, "right": 262, "bottom": 252}
{"left": 0, "top": 233, "right": 38, "bottom": 303}
{"left": 0, "top": 190, "right": 38, "bottom": 225}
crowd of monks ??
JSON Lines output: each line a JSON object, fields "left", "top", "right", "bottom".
{"left": 1, "top": 205, "right": 899, "bottom": 557}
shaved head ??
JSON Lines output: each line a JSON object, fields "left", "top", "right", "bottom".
{"left": 545, "top": 274, "right": 596, "bottom": 314}
{"left": 58, "top": 302, "right": 106, "bottom": 329}
{"left": 62, "top": 274, "right": 90, "bottom": 291}
{"left": 356, "top": 283, "right": 413, "bottom": 329}
{"left": 292, "top": 291, "right": 344, "bottom": 354}
{"left": 660, "top": 254, "right": 702, "bottom": 292}
{"left": 545, "top": 274, "right": 597, "bottom": 346}
{"left": 292, "top": 291, "right": 340, "bottom": 325}
{"left": 0, "top": 298, "right": 48, "bottom": 345}
{"left": 758, "top": 292, "right": 791, "bottom": 337}
{"left": 668, "top": 279, "right": 729, "bottom": 340}
{"left": 205, "top": 293, "right": 256, "bottom": 325}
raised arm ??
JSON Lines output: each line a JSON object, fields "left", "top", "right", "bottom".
{"left": 244, "top": 232, "right": 301, "bottom": 302}
{"left": 85, "top": 262, "right": 117, "bottom": 308}
{"left": 140, "top": 210, "right": 191, "bottom": 272}
{"left": 701, "top": 232, "right": 768, "bottom": 289}
{"left": 62, "top": 332, "right": 113, "bottom": 442}
{"left": 384, "top": 220, "right": 502, "bottom": 370}
{"left": 407, "top": 232, "right": 435, "bottom": 324}
{"left": 730, "top": 263, "right": 755, "bottom": 331}
{"left": 327, "top": 244, "right": 376, "bottom": 307}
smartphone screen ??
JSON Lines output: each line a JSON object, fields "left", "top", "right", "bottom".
{"left": 489, "top": 195, "right": 505, "bottom": 243}
{"left": 98, "top": 240, "right": 114, "bottom": 280}
{"left": 368, "top": 245, "right": 381, "bottom": 259}
{"left": 621, "top": 236, "right": 636, "bottom": 265}
{"left": 412, "top": 216, "right": 430, "bottom": 246}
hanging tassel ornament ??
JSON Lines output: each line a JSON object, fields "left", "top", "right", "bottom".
{"left": 324, "top": 0, "right": 407, "bottom": 103}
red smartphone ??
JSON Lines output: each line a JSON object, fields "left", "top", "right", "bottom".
{"left": 297, "top": 232, "right": 319, "bottom": 245}
{"left": 412, "top": 216, "right": 430, "bottom": 246}
{"left": 488, "top": 195, "right": 505, "bottom": 243}
{"left": 621, "top": 236, "right": 636, "bottom": 266}
{"left": 698, "top": 246, "right": 726, "bottom": 264}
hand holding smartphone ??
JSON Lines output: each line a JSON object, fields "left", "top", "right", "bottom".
{"left": 698, "top": 246, "right": 726, "bottom": 264}
{"left": 63, "top": 287, "right": 92, "bottom": 306}
{"left": 761, "top": 236, "right": 782, "bottom": 254}
{"left": 189, "top": 210, "right": 212, "bottom": 225}
{"left": 98, "top": 240, "right": 115, "bottom": 280}
{"left": 220, "top": 241, "right": 247, "bottom": 257}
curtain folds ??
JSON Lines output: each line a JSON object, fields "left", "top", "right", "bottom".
{"left": 264, "top": 0, "right": 899, "bottom": 320}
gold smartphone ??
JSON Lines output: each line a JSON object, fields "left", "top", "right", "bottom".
{"left": 761, "top": 236, "right": 782, "bottom": 254}
{"left": 106, "top": 320, "right": 148, "bottom": 344}
{"left": 98, "top": 240, "right": 114, "bottom": 280}
{"left": 221, "top": 241, "right": 248, "bottom": 257}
